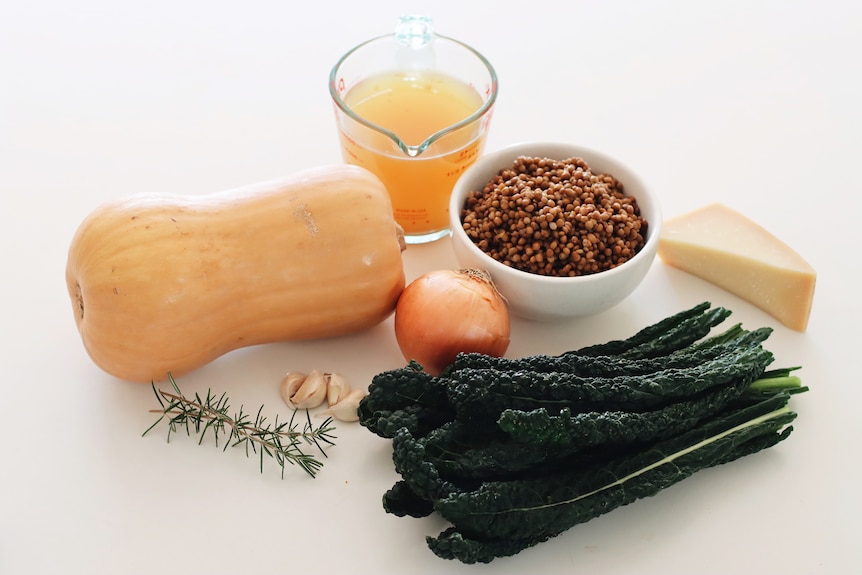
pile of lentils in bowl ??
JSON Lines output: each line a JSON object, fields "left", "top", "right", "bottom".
{"left": 460, "top": 156, "right": 648, "bottom": 277}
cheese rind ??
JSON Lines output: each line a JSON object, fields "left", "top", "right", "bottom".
{"left": 658, "top": 203, "right": 816, "bottom": 331}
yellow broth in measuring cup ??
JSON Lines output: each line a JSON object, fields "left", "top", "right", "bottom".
{"left": 330, "top": 17, "right": 497, "bottom": 244}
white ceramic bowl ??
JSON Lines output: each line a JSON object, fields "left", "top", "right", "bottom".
{"left": 449, "top": 142, "right": 662, "bottom": 321}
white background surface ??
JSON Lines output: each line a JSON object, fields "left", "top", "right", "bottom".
{"left": 2, "top": 1, "right": 860, "bottom": 573}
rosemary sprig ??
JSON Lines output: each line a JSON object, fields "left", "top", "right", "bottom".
{"left": 143, "top": 373, "right": 337, "bottom": 478}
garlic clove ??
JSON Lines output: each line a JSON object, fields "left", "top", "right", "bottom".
{"left": 325, "top": 372, "right": 351, "bottom": 407}
{"left": 289, "top": 368, "right": 328, "bottom": 409}
{"left": 319, "top": 388, "right": 368, "bottom": 422}
{"left": 279, "top": 371, "right": 307, "bottom": 408}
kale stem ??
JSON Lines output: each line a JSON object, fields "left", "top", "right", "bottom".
{"left": 749, "top": 375, "right": 803, "bottom": 392}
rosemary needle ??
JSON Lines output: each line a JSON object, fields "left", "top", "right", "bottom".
{"left": 143, "top": 373, "right": 337, "bottom": 478}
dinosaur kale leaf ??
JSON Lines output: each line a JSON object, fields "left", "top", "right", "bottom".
{"left": 429, "top": 394, "right": 797, "bottom": 562}
{"left": 357, "top": 303, "right": 809, "bottom": 565}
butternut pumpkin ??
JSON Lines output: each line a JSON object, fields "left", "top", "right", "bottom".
{"left": 66, "top": 165, "right": 406, "bottom": 383}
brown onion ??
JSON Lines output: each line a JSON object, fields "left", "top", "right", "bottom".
{"left": 394, "top": 269, "right": 510, "bottom": 376}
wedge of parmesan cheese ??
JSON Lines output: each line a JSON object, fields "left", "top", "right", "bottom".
{"left": 658, "top": 202, "right": 816, "bottom": 331}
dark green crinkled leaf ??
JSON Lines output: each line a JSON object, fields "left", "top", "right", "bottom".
{"left": 572, "top": 302, "right": 728, "bottom": 358}
{"left": 433, "top": 395, "right": 796, "bottom": 542}
{"left": 496, "top": 368, "right": 757, "bottom": 448}
{"left": 446, "top": 345, "right": 774, "bottom": 425}
{"left": 358, "top": 303, "right": 808, "bottom": 564}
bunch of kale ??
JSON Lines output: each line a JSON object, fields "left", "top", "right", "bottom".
{"left": 358, "top": 302, "right": 807, "bottom": 564}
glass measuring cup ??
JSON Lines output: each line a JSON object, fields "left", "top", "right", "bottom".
{"left": 329, "top": 16, "right": 498, "bottom": 244}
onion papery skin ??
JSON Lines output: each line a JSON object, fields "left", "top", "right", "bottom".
{"left": 394, "top": 269, "right": 511, "bottom": 376}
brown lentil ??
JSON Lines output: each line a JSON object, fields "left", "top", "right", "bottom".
{"left": 460, "top": 156, "right": 648, "bottom": 277}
